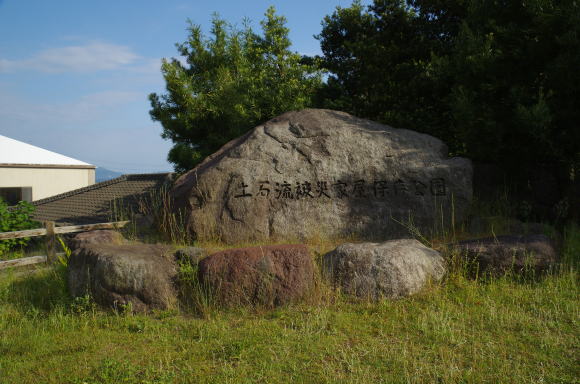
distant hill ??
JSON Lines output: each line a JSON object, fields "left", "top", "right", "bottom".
{"left": 95, "top": 167, "right": 124, "bottom": 183}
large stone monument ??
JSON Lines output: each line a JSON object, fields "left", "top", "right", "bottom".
{"left": 172, "top": 109, "right": 472, "bottom": 243}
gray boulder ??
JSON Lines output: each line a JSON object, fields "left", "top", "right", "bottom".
{"left": 172, "top": 109, "right": 472, "bottom": 244}
{"left": 323, "top": 239, "right": 446, "bottom": 300}
{"left": 68, "top": 244, "right": 178, "bottom": 312}
{"left": 68, "top": 230, "right": 126, "bottom": 251}
{"left": 452, "top": 234, "right": 558, "bottom": 275}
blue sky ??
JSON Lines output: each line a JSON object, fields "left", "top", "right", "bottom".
{"left": 0, "top": 0, "right": 369, "bottom": 173}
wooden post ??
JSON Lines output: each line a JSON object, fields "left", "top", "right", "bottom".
{"left": 44, "top": 221, "right": 56, "bottom": 264}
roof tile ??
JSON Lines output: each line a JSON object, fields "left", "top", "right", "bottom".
{"left": 32, "top": 173, "right": 173, "bottom": 225}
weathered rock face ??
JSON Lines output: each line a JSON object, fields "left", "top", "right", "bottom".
{"left": 68, "top": 244, "right": 177, "bottom": 312}
{"left": 323, "top": 239, "right": 446, "bottom": 300}
{"left": 172, "top": 109, "right": 472, "bottom": 243}
{"left": 198, "top": 244, "right": 314, "bottom": 307}
{"left": 453, "top": 234, "right": 558, "bottom": 275}
{"left": 68, "top": 230, "right": 126, "bottom": 251}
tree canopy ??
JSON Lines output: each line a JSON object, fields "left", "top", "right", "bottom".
{"left": 150, "top": 7, "right": 322, "bottom": 173}
{"left": 317, "top": 0, "right": 579, "bottom": 192}
{"left": 151, "top": 1, "right": 579, "bottom": 218}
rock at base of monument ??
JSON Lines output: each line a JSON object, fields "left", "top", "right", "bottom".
{"left": 68, "top": 230, "right": 127, "bottom": 251}
{"left": 198, "top": 244, "right": 314, "bottom": 307}
{"left": 68, "top": 244, "right": 177, "bottom": 313}
{"left": 453, "top": 234, "right": 558, "bottom": 276}
{"left": 323, "top": 239, "right": 446, "bottom": 300}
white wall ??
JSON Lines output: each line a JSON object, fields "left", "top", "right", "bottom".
{"left": 0, "top": 166, "right": 95, "bottom": 201}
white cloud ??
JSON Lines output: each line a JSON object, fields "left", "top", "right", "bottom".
{"left": 0, "top": 90, "right": 142, "bottom": 125}
{"left": 0, "top": 42, "right": 139, "bottom": 73}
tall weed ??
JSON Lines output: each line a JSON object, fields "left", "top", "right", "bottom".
{"left": 138, "top": 186, "right": 192, "bottom": 245}
{"left": 176, "top": 257, "right": 215, "bottom": 317}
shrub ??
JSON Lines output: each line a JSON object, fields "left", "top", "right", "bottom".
{"left": 0, "top": 198, "right": 39, "bottom": 255}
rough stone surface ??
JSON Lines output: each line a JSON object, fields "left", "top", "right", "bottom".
{"left": 198, "top": 244, "right": 314, "bottom": 307}
{"left": 68, "top": 244, "right": 177, "bottom": 312}
{"left": 68, "top": 230, "right": 126, "bottom": 251}
{"left": 453, "top": 234, "right": 558, "bottom": 275}
{"left": 172, "top": 109, "right": 473, "bottom": 244}
{"left": 323, "top": 239, "right": 446, "bottom": 300}
{"left": 174, "top": 246, "right": 207, "bottom": 265}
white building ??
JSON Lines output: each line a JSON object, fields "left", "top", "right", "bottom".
{"left": 0, "top": 135, "right": 95, "bottom": 204}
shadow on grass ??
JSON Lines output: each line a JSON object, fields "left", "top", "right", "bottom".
{"left": 1, "top": 265, "right": 71, "bottom": 313}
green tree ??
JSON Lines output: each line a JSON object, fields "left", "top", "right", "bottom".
{"left": 444, "top": 0, "right": 580, "bottom": 182}
{"left": 316, "top": 0, "right": 456, "bottom": 144}
{"left": 317, "top": 0, "right": 580, "bottom": 213}
{"left": 150, "top": 7, "right": 322, "bottom": 173}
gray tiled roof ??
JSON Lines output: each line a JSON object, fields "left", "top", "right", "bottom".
{"left": 32, "top": 173, "right": 173, "bottom": 225}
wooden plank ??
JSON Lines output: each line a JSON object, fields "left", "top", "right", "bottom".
{"left": 53, "top": 221, "right": 130, "bottom": 235}
{"left": 0, "top": 220, "right": 130, "bottom": 240}
{"left": 0, "top": 228, "right": 47, "bottom": 240}
{"left": 0, "top": 255, "right": 47, "bottom": 270}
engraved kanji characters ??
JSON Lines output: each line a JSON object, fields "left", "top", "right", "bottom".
{"left": 430, "top": 178, "right": 446, "bottom": 196}
{"left": 394, "top": 179, "right": 409, "bottom": 195}
{"left": 295, "top": 181, "right": 314, "bottom": 199}
{"left": 414, "top": 180, "right": 427, "bottom": 196}
{"left": 352, "top": 179, "right": 367, "bottom": 198}
{"left": 332, "top": 180, "right": 349, "bottom": 198}
{"left": 234, "top": 182, "right": 252, "bottom": 198}
{"left": 315, "top": 181, "right": 331, "bottom": 198}
{"left": 258, "top": 181, "right": 270, "bottom": 197}
{"left": 233, "top": 177, "right": 448, "bottom": 200}
{"left": 275, "top": 181, "right": 294, "bottom": 199}
{"left": 373, "top": 180, "right": 389, "bottom": 198}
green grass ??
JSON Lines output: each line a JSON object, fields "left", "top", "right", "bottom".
{"left": 0, "top": 225, "right": 578, "bottom": 383}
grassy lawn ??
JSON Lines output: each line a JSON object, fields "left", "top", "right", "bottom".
{"left": 0, "top": 225, "right": 578, "bottom": 384}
